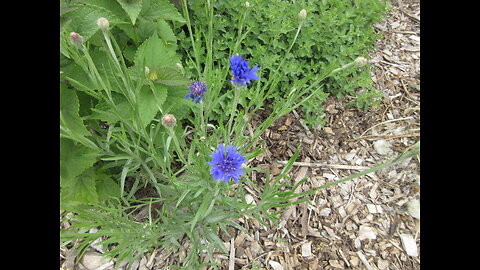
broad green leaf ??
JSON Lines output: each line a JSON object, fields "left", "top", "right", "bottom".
{"left": 60, "top": 84, "right": 97, "bottom": 149}
{"left": 141, "top": 0, "right": 185, "bottom": 23}
{"left": 156, "top": 19, "right": 177, "bottom": 48}
{"left": 60, "top": 138, "right": 99, "bottom": 183}
{"left": 79, "top": 0, "right": 128, "bottom": 20}
{"left": 138, "top": 85, "right": 162, "bottom": 127}
{"left": 116, "top": 0, "right": 143, "bottom": 25}
{"left": 90, "top": 92, "right": 132, "bottom": 124}
{"left": 134, "top": 32, "right": 180, "bottom": 69}
{"left": 61, "top": 167, "right": 99, "bottom": 205}
{"left": 63, "top": 5, "right": 123, "bottom": 41}
{"left": 96, "top": 173, "right": 121, "bottom": 202}
{"left": 60, "top": 84, "right": 90, "bottom": 137}
{"left": 152, "top": 67, "right": 189, "bottom": 86}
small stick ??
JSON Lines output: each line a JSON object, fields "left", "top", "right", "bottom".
{"left": 356, "top": 251, "right": 374, "bottom": 270}
{"left": 276, "top": 160, "right": 370, "bottom": 170}
{"left": 338, "top": 248, "right": 351, "bottom": 268}
{"left": 228, "top": 238, "right": 235, "bottom": 270}
{"left": 345, "top": 133, "right": 420, "bottom": 142}
{"left": 357, "top": 116, "right": 414, "bottom": 139}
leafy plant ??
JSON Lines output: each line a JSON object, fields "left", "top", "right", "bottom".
{"left": 176, "top": 0, "right": 389, "bottom": 128}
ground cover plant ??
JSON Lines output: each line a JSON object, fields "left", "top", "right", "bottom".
{"left": 59, "top": 0, "right": 418, "bottom": 268}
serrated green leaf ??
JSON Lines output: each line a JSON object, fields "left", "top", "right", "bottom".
{"left": 60, "top": 138, "right": 99, "bottom": 183}
{"left": 153, "top": 67, "right": 189, "bottom": 86}
{"left": 116, "top": 0, "right": 143, "bottom": 25}
{"left": 62, "top": 5, "right": 123, "bottom": 41}
{"left": 141, "top": 0, "right": 185, "bottom": 23}
{"left": 96, "top": 173, "right": 121, "bottom": 202}
{"left": 138, "top": 85, "right": 161, "bottom": 127}
{"left": 60, "top": 84, "right": 97, "bottom": 149}
{"left": 134, "top": 32, "right": 180, "bottom": 69}
{"left": 62, "top": 167, "right": 99, "bottom": 205}
{"left": 60, "top": 84, "right": 91, "bottom": 137}
{"left": 156, "top": 19, "right": 177, "bottom": 48}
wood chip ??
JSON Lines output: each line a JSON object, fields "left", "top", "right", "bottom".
{"left": 228, "top": 238, "right": 235, "bottom": 270}
{"left": 358, "top": 225, "right": 377, "bottom": 241}
{"left": 399, "top": 233, "right": 418, "bottom": 257}
{"left": 268, "top": 260, "right": 285, "bottom": 270}
{"left": 301, "top": 241, "right": 313, "bottom": 257}
{"left": 356, "top": 251, "right": 374, "bottom": 270}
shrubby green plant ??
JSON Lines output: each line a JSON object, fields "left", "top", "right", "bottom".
{"left": 60, "top": 0, "right": 416, "bottom": 269}
{"left": 176, "top": 0, "right": 388, "bottom": 127}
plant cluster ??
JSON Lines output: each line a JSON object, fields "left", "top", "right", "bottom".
{"left": 59, "top": 0, "right": 416, "bottom": 269}
{"left": 177, "top": 0, "right": 388, "bottom": 127}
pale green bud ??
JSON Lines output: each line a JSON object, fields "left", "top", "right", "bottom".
{"left": 97, "top": 17, "right": 109, "bottom": 31}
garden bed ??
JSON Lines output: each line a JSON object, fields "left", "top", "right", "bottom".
{"left": 60, "top": 0, "right": 420, "bottom": 269}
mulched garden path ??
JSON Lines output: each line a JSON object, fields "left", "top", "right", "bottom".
{"left": 61, "top": 0, "right": 420, "bottom": 269}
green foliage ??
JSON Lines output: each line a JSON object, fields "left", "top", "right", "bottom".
{"left": 60, "top": 0, "right": 189, "bottom": 209}
{"left": 177, "top": 0, "right": 388, "bottom": 127}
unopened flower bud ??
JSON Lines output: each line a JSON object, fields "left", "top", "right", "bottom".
{"left": 245, "top": 2, "right": 250, "bottom": 8}
{"left": 69, "top": 32, "right": 84, "bottom": 49}
{"left": 354, "top": 56, "right": 368, "bottom": 67}
{"left": 97, "top": 17, "right": 109, "bottom": 31}
{"left": 148, "top": 68, "right": 158, "bottom": 81}
{"left": 299, "top": 9, "right": 307, "bottom": 21}
{"left": 162, "top": 114, "right": 176, "bottom": 129}
{"left": 144, "top": 66, "right": 150, "bottom": 76}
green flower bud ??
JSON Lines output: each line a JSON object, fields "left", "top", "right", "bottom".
{"left": 162, "top": 114, "right": 176, "bottom": 129}
{"left": 69, "top": 32, "right": 84, "bottom": 49}
{"left": 97, "top": 17, "right": 109, "bottom": 31}
{"left": 299, "top": 9, "right": 307, "bottom": 21}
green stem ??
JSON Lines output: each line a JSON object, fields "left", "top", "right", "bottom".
{"left": 271, "top": 21, "right": 304, "bottom": 78}
{"left": 199, "top": 100, "right": 206, "bottom": 137}
{"left": 227, "top": 85, "right": 241, "bottom": 141}
{"left": 314, "top": 141, "right": 420, "bottom": 191}
{"left": 182, "top": 0, "right": 202, "bottom": 76}
{"left": 168, "top": 127, "right": 188, "bottom": 165}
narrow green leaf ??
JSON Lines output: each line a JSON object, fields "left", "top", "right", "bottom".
{"left": 190, "top": 193, "right": 213, "bottom": 232}
{"left": 206, "top": 230, "right": 228, "bottom": 253}
{"left": 176, "top": 189, "right": 190, "bottom": 207}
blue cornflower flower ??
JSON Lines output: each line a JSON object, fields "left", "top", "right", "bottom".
{"left": 185, "top": 81, "right": 207, "bottom": 103}
{"left": 230, "top": 54, "right": 261, "bottom": 88}
{"left": 208, "top": 144, "right": 247, "bottom": 183}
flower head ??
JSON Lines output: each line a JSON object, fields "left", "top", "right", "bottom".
{"left": 299, "top": 9, "right": 307, "bottom": 21}
{"left": 230, "top": 54, "right": 261, "bottom": 88}
{"left": 97, "top": 17, "right": 109, "bottom": 31}
{"left": 161, "top": 114, "right": 176, "bottom": 129}
{"left": 185, "top": 81, "right": 207, "bottom": 103}
{"left": 69, "top": 32, "right": 84, "bottom": 49}
{"left": 208, "top": 144, "right": 247, "bottom": 183}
